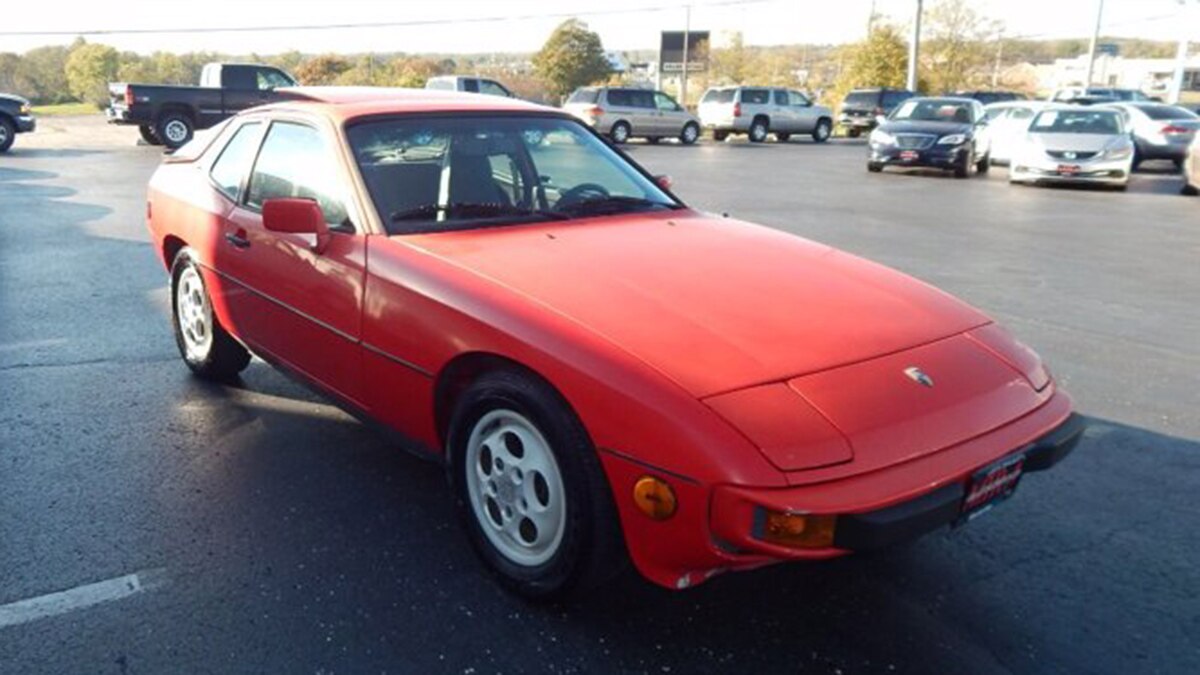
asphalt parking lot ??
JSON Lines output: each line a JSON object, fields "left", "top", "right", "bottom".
{"left": 2, "top": 116, "right": 1197, "bottom": 674}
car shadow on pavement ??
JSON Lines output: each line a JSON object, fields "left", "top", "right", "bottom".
{"left": 2, "top": 147, "right": 105, "bottom": 159}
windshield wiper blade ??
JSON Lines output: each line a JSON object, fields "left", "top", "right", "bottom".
{"left": 390, "top": 202, "right": 566, "bottom": 222}
{"left": 554, "top": 195, "right": 676, "bottom": 216}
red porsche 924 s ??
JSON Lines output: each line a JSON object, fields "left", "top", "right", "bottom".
{"left": 146, "top": 88, "right": 1083, "bottom": 598}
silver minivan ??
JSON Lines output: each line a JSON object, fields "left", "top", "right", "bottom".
{"left": 563, "top": 87, "right": 701, "bottom": 145}
{"left": 698, "top": 86, "right": 834, "bottom": 143}
{"left": 426, "top": 76, "right": 515, "bottom": 98}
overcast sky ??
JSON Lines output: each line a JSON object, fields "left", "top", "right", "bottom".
{"left": 1, "top": 0, "right": 1195, "bottom": 55}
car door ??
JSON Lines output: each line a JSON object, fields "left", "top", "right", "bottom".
{"left": 220, "top": 66, "right": 265, "bottom": 116}
{"left": 631, "top": 90, "right": 660, "bottom": 136}
{"left": 790, "top": 90, "right": 819, "bottom": 132}
{"left": 771, "top": 89, "right": 796, "bottom": 132}
{"left": 220, "top": 117, "right": 369, "bottom": 404}
{"left": 653, "top": 91, "right": 685, "bottom": 135}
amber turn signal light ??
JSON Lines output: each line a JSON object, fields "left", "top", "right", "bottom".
{"left": 761, "top": 510, "right": 837, "bottom": 549}
{"left": 633, "top": 476, "right": 677, "bottom": 520}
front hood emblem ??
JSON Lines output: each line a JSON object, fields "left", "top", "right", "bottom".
{"left": 904, "top": 366, "right": 934, "bottom": 387}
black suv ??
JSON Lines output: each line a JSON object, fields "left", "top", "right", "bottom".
{"left": 838, "top": 88, "right": 914, "bottom": 137}
{"left": 0, "top": 93, "right": 36, "bottom": 153}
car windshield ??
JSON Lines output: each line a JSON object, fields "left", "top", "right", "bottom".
{"left": 348, "top": 116, "right": 681, "bottom": 235}
{"left": 702, "top": 89, "right": 735, "bottom": 103}
{"left": 843, "top": 91, "right": 877, "bottom": 107}
{"left": 890, "top": 99, "right": 975, "bottom": 123}
{"left": 1029, "top": 110, "right": 1122, "bottom": 134}
{"left": 567, "top": 89, "right": 599, "bottom": 104}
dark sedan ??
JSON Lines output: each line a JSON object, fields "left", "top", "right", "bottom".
{"left": 867, "top": 97, "right": 990, "bottom": 178}
{"left": 0, "top": 93, "right": 37, "bottom": 153}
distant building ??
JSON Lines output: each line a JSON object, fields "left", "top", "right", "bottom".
{"left": 1032, "top": 53, "right": 1200, "bottom": 96}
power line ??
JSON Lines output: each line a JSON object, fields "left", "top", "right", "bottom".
{"left": 0, "top": 0, "right": 779, "bottom": 38}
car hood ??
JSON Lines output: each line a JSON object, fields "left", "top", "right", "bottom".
{"left": 879, "top": 120, "right": 971, "bottom": 136}
{"left": 406, "top": 212, "right": 990, "bottom": 397}
{"left": 0, "top": 93, "right": 29, "bottom": 106}
{"left": 1024, "top": 133, "right": 1119, "bottom": 152}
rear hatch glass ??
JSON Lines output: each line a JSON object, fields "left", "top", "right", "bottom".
{"left": 567, "top": 89, "right": 599, "bottom": 104}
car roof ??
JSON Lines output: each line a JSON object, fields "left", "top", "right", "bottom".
{"left": 259, "top": 86, "right": 554, "bottom": 123}
{"left": 907, "top": 96, "right": 977, "bottom": 104}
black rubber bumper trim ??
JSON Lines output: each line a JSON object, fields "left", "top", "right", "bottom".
{"left": 833, "top": 413, "right": 1086, "bottom": 551}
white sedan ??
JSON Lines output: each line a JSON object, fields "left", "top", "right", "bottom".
{"left": 1009, "top": 107, "right": 1134, "bottom": 190}
{"left": 982, "top": 100, "right": 1049, "bottom": 166}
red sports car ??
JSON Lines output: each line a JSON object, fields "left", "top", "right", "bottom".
{"left": 147, "top": 88, "right": 1083, "bottom": 598}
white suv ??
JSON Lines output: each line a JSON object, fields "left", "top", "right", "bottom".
{"left": 426, "top": 76, "right": 515, "bottom": 98}
{"left": 698, "top": 86, "right": 833, "bottom": 143}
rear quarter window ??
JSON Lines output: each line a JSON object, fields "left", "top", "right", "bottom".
{"left": 209, "top": 122, "right": 262, "bottom": 200}
{"left": 741, "top": 89, "right": 770, "bottom": 105}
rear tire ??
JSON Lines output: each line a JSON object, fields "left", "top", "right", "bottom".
{"left": 645, "top": 136, "right": 660, "bottom": 145}
{"left": 156, "top": 112, "right": 194, "bottom": 150}
{"left": 812, "top": 118, "right": 832, "bottom": 143}
{"left": 138, "top": 124, "right": 163, "bottom": 146}
{"left": 748, "top": 117, "right": 769, "bottom": 143}
{"left": 712, "top": 130, "right": 729, "bottom": 142}
{"left": 976, "top": 152, "right": 990, "bottom": 174}
{"left": 0, "top": 117, "right": 14, "bottom": 153}
{"left": 679, "top": 122, "right": 700, "bottom": 145}
{"left": 775, "top": 132, "right": 791, "bottom": 142}
{"left": 170, "top": 249, "right": 250, "bottom": 381}
{"left": 447, "top": 369, "right": 626, "bottom": 600}
{"left": 609, "top": 121, "right": 631, "bottom": 145}
{"left": 1182, "top": 182, "right": 1199, "bottom": 196}
{"left": 867, "top": 162, "right": 884, "bottom": 173}
{"left": 847, "top": 128, "right": 862, "bottom": 138}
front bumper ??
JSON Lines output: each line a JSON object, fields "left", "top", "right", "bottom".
{"left": 1011, "top": 155, "right": 1130, "bottom": 185}
{"left": 603, "top": 391, "right": 1083, "bottom": 590}
{"left": 16, "top": 115, "right": 36, "bottom": 133}
{"left": 870, "top": 142, "right": 970, "bottom": 170}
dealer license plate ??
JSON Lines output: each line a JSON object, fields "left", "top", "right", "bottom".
{"left": 957, "top": 454, "right": 1025, "bottom": 524}
{"left": 1057, "top": 164, "right": 1081, "bottom": 175}
{"left": 900, "top": 150, "right": 920, "bottom": 161}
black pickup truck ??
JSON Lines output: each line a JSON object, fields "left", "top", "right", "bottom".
{"left": 107, "top": 62, "right": 297, "bottom": 149}
{"left": 0, "top": 93, "right": 36, "bottom": 153}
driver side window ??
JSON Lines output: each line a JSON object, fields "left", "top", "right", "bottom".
{"left": 246, "top": 122, "right": 349, "bottom": 226}
{"left": 654, "top": 92, "right": 680, "bottom": 112}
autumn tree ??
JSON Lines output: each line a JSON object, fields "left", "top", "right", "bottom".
{"left": 919, "top": 0, "right": 1003, "bottom": 94}
{"left": 710, "top": 31, "right": 751, "bottom": 85}
{"left": 294, "top": 54, "right": 352, "bottom": 85}
{"left": 65, "top": 42, "right": 119, "bottom": 108}
{"left": 532, "top": 19, "right": 611, "bottom": 100}
{"left": 830, "top": 22, "right": 909, "bottom": 107}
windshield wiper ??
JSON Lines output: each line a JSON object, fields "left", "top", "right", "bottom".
{"left": 554, "top": 196, "right": 677, "bottom": 217}
{"left": 390, "top": 202, "right": 566, "bottom": 222}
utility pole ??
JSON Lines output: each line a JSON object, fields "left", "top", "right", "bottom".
{"left": 991, "top": 29, "right": 1005, "bottom": 89}
{"left": 1168, "top": 1, "right": 1195, "bottom": 104}
{"left": 1084, "top": 0, "right": 1105, "bottom": 87}
{"left": 681, "top": 5, "right": 691, "bottom": 106}
{"left": 906, "top": 0, "right": 923, "bottom": 93}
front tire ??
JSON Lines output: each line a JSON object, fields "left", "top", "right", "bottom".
{"left": 712, "top": 129, "right": 729, "bottom": 142}
{"left": 170, "top": 249, "right": 250, "bottom": 380}
{"left": 0, "top": 117, "right": 15, "bottom": 153}
{"left": 156, "top": 112, "right": 194, "bottom": 149}
{"left": 447, "top": 370, "right": 625, "bottom": 600}
{"left": 847, "top": 128, "right": 862, "bottom": 138}
{"left": 812, "top": 118, "right": 832, "bottom": 143}
{"left": 954, "top": 149, "right": 974, "bottom": 178}
{"left": 679, "top": 122, "right": 700, "bottom": 145}
{"left": 867, "top": 161, "right": 884, "bottom": 173}
{"left": 138, "top": 124, "right": 163, "bottom": 146}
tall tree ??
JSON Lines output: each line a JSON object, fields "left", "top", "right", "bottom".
{"left": 65, "top": 42, "right": 119, "bottom": 108}
{"left": 830, "top": 23, "right": 909, "bottom": 106}
{"left": 294, "top": 54, "right": 352, "bottom": 85}
{"left": 532, "top": 19, "right": 611, "bottom": 100}
{"left": 920, "top": 0, "right": 1003, "bottom": 94}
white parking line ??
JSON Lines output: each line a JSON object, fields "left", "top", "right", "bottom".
{"left": 0, "top": 338, "right": 68, "bottom": 353}
{"left": 0, "top": 569, "right": 165, "bottom": 629}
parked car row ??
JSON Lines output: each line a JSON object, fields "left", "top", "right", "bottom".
{"left": 866, "top": 94, "right": 1200, "bottom": 194}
